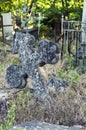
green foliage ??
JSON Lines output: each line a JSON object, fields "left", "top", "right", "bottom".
{"left": 18, "top": 128, "right": 26, "bottom": 130}
{"left": 13, "top": 90, "right": 33, "bottom": 123}
{"left": 15, "top": 90, "right": 29, "bottom": 109}
{"left": 0, "top": 0, "right": 83, "bottom": 22}
{"left": 0, "top": 0, "right": 83, "bottom": 39}
{"left": 76, "top": 66, "right": 85, "bottom": 74}
{"left": 58, "top": 55, "right": 80, "bottom": 88}
{"left": 0, "top": 103, "right": 16, "bottom": 130}
{"left": 58, "top": 67, "right": 80, "bottom": 85}
{"left": 0, "top": 90, "right": 33, "bottom": 130}
{"left": 0, "top": 42, "right": 7, "bottom": 57}
{"left": 0, "top": 0, "right": 10, "bottom": 3}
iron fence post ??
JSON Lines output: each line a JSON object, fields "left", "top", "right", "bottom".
{"left": 61, "top": 14, "right": 64, "bottom": 60}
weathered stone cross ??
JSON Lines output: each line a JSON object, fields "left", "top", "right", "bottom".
{"left": 6, "top": 32, "right": 67, "bottom": 101}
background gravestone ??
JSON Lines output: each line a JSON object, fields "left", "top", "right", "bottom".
{"left": 2, "top": 12, "right": 13, "bottom": 36}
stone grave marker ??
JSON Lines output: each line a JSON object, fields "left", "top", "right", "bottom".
{"left": 2, "top": 12, "right": 13, "bottom": 36}
{"left": 6, "top": 32, "right": 68, "bottom": 102}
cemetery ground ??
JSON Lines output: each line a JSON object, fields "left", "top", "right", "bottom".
{"left": 0, "top": 40, "right": 86, "bottom": 130}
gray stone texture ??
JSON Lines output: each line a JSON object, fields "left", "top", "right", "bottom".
{"left": 6, "top": 32, "right": 67, "bottom": 101}
{"left": 38, "top": 39, "right": 60, "bottom": 64}
{"left": 6, "top": 64, "right": 27, "bottom": 88}
{"left": 10, "top": 121, "right": 82, "bottom": 130}
{"left": 47, "top": 77, "right": 68, "bottom": 92}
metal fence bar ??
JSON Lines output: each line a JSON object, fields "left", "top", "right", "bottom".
{"left": 61, "top": 15, "right": 86, "bottom": 68}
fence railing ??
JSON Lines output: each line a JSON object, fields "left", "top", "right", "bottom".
{"left": 60, "top": 15, "right": 86, "bottom": 67}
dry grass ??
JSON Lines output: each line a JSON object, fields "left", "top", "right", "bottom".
{"left": 14, "top": 85, "right": 86, "bottom": 127}
{"left": 0, "top": 43, "right": 86, "bottom": 128}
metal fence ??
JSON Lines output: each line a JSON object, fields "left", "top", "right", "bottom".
{"left": 60, "top": 15, "right": 86, "bottom": 67}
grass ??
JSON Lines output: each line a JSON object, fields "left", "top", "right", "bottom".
{"left": 1, "top": 85, "right": 85, "bottom": 128}
{"left": 0, "top": 42, "right": 86, "bottom": 129}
